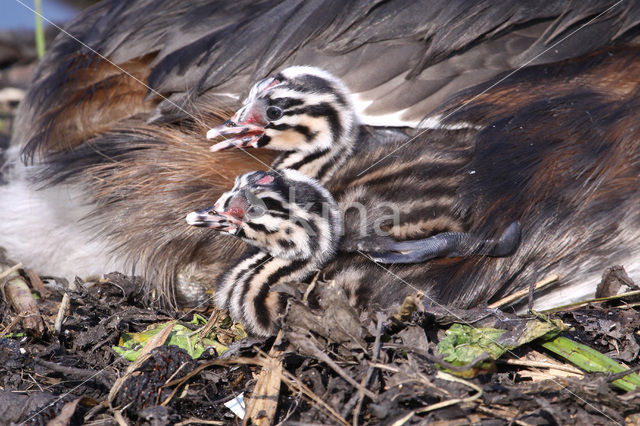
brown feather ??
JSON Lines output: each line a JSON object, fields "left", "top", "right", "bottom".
{"left": 20, "top": 54, "right": 158, "bottom": 160}
{"left": 80, "top": 118, "right": 276, "bottom": 306}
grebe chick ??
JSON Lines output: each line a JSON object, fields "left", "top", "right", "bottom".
{"left": 207, "top": 66, "right": 521, "bottom": 263}
{"left": 187, "top": 169, "right": 341, "bottom": 335}
{"left": 187, "top": 169, "right": 518, "bottom": 335}
{"left": 208, "top": 66, "right": 359, "bottom": 184}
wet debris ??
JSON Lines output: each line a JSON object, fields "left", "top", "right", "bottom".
{"left": 1, "top": 266, "right": 640, "bottom": 424}
{"left": 596, "top": 265, "right": 638, "bottom": 298}
{"left": 22, "top": 395, "right": 97, "bottom": 426}
{"left": 111, "top": 345, "right": 198, "bottom": 417}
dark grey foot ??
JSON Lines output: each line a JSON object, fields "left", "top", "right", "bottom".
{"left": 367, "top": 221, "right": 521, "bottom": 264}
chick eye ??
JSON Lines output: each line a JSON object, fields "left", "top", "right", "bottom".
{"left": 247, "top": 205, "right": 266, "bottom": 218}
{"left": 266, "top": 106, "right": 283, "bottom": 121}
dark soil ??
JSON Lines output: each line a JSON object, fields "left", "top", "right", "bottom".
{"left": 1, "top": 270, "right": 640, "bottom": 425}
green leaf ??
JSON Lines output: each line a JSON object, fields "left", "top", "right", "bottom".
{"left": 112, "top": 315, "right": 245, "bottom": 361}
{"left": 436, "top": 317, "right": 565, "bottom": 377}
{"left": 542, "top": 336, "right": 640, "bottom": 392}
{"left": 436, "top": 324, "right": 506, "bottom": 376}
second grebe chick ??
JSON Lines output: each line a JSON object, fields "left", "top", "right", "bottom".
{"left": 187, "top": 169, "right": 519, "bottom": 335}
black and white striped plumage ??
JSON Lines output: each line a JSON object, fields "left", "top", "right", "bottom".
{"left": 187, "top": 169, "right": 341, "bottom": 335}
{"left": 208, "top": 66, "right": 521, "bottom": 263}
{"left": 186, "top": 166, "right": 521, "bottom": 335}
{"left": 209, "top": 66, "right": 359, "bottom": 183}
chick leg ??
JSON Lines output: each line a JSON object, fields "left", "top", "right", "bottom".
{"left": 364, "top": 221, "right": 521, "bottom": 264}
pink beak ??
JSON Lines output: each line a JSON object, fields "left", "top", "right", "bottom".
{"left": 207, "top": 103, "right": 267, "bottom": 152}
{"left": 185, "top": 207, "right": 242, "bottom": 234}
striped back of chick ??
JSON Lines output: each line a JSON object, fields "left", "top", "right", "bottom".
{"left": 212, "top": 66, "right": 482, "bottom": 245}
{"left": 330, "top": 126, "right": 478, "bottom": 248}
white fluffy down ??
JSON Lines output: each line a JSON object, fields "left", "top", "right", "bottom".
{"left": 0, "top": 148, "right": 123, "bottom": 280}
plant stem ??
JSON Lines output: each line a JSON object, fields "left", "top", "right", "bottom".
{"left": 34, "top": 0, "right": 46, "bottom": 59}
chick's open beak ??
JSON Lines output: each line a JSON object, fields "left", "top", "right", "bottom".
{"left": 207, "top": 102, "right": 267, "bottom": 152}
{"left": 186, "top": 207, "right": 241, "bottom": 234}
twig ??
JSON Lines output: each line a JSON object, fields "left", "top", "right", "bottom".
{"left": 0, "top": 263, "right": 23, "bottom": 281}
{"left": 475, "top": 405, "right": 530, "bottom": 426}
{"left": 0, "top": 316, "right": 21, "bottom": 338}
{"left": 112, "top": 409, "right": 128, "bottom": 426}
{"left": 162, "top": 355, "right": 350, "bottom": 426}
{"left": 57, "top": 279, "right": 81, "bottom": 334}
{"left": 159, "top": 362, "right": 196, "bottom": 406}
{"left": 55, "top": 293, "right": 71, "bottom": 335}
{"left": 352, "top": 312, "right": 384, "bottom": 425}
{"left": 244, "top": 332, "right": 284, "bottom": 425}
{"left": 499, "top": 358, "right": 583, "bottom": 375}
{"left": 175, "top": 419, "right": 224, "bottom": 426}
{"left": 391, "top": 411, "right": 415, "bottom": 426}
{"left": 489, "top": 275, "right": 559, "bottom": 308}
{"left": 2, "top": 264, "right": 45, "bottom": 336}
{"left": 35, "top": 359, "right": 115, "bottom": 388}
{"left": 280, "top": 369, "right": 350, "bottom": 426}
{"left": 414, "top": 371, "right": 482, "bottom": 413}
{"left": 302, "top": 271, "right": 321, "bottom": 304}
{"left": 607, "top": 364, "right": 640, "bottom": 383}
{"left": 198, "top": 309, "right": 227, "bottom": 339}
{"left": 391, "top": 373, "right": 483, "bottom": 426}
{"left": 541, "top": 289, "right": 640, "bottom": 314}
{"left": 294, "top": 333, "right": 377, "bottom": 400}
{"left": 25, "top": 269, "right": 49, "bottom": 298}
{"left": 368, "top": 362, "right": 399, "bottom": 373}
{"left": 109, "top": 322, "right": 176, "bottom": 407}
